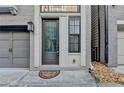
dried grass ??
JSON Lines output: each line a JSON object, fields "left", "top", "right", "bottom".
{"left": 91, "top": 62, "right": 124, "bottom": 84}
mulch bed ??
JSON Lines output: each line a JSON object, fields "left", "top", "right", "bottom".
{"left": 39, "top": 70, "right": 60, "bottom": 79}
{"left": 90, "top": 62, "right": 124, "bottom": 84}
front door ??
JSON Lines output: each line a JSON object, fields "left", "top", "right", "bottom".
{"left": 42, "top": 19, "right": 59, "bottom": 65}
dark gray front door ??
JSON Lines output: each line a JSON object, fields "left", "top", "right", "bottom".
{"left": 42, "top": 19, "right": 59, "bottom": 65}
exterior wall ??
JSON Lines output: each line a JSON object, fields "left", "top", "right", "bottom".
{"left": 91, "top": 5, "right": 106, "bottom": 62}
{"left": 107, "top": 5, "right": 124, "bottom": 66}
{"left": 58, "top": 16, "right": 68, "bottom": 67}
{"left": 91, "top": 5, "right": 124, "bottom": 66}
{"left": 30, "top": 5, "right": 91, "bottom": 70}
{"left": 98, "top": 5, "right": 124, "bottom": 66}
{"left": 99, "top": 6, "right": 106, "bottom": 63}
{"left": 0, "top": 5, "right": 91, "bottom": 70}
{"left": 0, "top": 5, "right": 34, "bottom": 25}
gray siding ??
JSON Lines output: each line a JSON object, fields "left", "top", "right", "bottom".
{"left": 107, "top": 5, "right": 124, "bottom": 66}
{"left": 91, "top": 6, "right": 99, "bottom": 48}
{"left": 96, "top": 5, "right": 124, "bottom": 66}
{"left": 91, "top": 5, "right": 100, "bottom": 61}
{"left": 91, "top": 5, "right": 107, "bottom": 63}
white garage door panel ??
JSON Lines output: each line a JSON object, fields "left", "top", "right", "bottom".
{"left": 0, "top": 41, "right": 9, "bottom": 57}
{"left": 0, "top": 49, "right": 9, "bottom": 57}
{"left": 118, "top": 39, "right": 124, "bottom": 55}
{"left": 0, "top": 33, "right": 10, "bottom": 40}
{"left": 118, "top": 56, "right": 124, "bottom": 65}
{"left": 0, "top": 41, "right": 9, "bottom": 48}
{"left": 0, "top": 32, "right": 10, "bottom": 67}
{"left": 13, "top": 32, "right": 29, "bottom": 40}
{"left": 118, "top": 32, "right": 124, "bottom": 38}
{"left": 13, "top": 40, "right": 29, "bottom": 58}
{"left": 0, "top": 58, "right": 11, "bottom": 67}
{"left": 13, "top": 49, "right": 29, "bottom": 57}
{"left": 118, "top": 31, "right": 124, "bottom": 65}
{"left": 13, "top": 40, "right": 29, "bottom": 57}
{"left": 13, "top": 40, "right": 29, "bottom": 48}
{"left": 12, "top": 32, "right": 29, "bottom": 68}
{"left": 13, "top": 58, "right": 29, "bottom": 67}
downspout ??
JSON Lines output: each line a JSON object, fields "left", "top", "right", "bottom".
{"left": 104, "top": 5, "right": 108, "bottom": 64}
{"left": 89, "top": 6, "right": 94, "bottom": 71}
{"left": 98, "top": 5, "right": 100, "bottom": 62}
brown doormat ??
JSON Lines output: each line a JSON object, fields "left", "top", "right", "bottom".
{"left": 39, "top": 70, "right": 60, "bottom": 79}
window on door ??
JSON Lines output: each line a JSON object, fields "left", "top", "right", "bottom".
{"left": 69, "top": 16, "right": 80, "bottom": 53}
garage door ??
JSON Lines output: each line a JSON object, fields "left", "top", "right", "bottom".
{"left": 118, "top": 31, "right": 124, "bottom": 65}
{"left": 0, "top": 26, "right": 29, "bottom": 68}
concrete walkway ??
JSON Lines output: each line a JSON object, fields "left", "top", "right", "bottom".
{"left": 0, "top": 69, "right": 97, "bottom": 87}
{"left": 0, "top": 69, "right": 28, "bottom": 87}
{"left": 0, "top": 68, "right": 124, "bottom": 87}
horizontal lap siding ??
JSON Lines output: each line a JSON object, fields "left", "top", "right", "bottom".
{"left": 91, "top": 6, "right": 100, "bottom": 61}
{"left": 91, "top": 6, "right": 99, "bottom": 48}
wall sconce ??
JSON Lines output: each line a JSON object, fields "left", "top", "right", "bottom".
{"left": 9, "top": 7, "right": 18, "bottom": 15}
{"left": 27, "top": 21, "right": 34, "bottom": 32}
{"left": 112, "top": 5, "right": 115, "bottom": 7}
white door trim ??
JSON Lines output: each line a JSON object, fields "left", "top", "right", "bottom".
{"left": 34, "top": 5, "right": 41, "bottom": 67}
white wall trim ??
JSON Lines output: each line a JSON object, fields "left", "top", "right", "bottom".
{"left": 117, "top": 20, "right": 124, "bottom": 24}
{"left": 39, "top": 16, "right": 42, "bottom": 66}
{"left": 59, "top": 16, "right": 68, "bottom": 67}
{"left": 80, "top": 6, "right": 86, "bottom": 66}
{"left": 40, "top": 13, "right": 80, "bottom": 17}
{"left": 34, "top": 5, "right": 40, "bottom": 67}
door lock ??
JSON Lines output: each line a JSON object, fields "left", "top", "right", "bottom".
{"left": 9, "top": 48, "right": 12, "bottom": 52}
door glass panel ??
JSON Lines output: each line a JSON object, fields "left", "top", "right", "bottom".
{"left": 44, "top": 21, "right": 57, "bottom": 52}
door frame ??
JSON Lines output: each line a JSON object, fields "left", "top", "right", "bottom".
{"left": 42, "top": 18, "right": 59, "bottom": 65}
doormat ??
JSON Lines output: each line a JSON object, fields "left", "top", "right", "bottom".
{"left": 39, "top": 70, "right": 60, "bottom": 79}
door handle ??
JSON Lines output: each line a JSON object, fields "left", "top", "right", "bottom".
{"left": 9, "top": 48, "right": 12, "bottom": 52}
{"left": 56, "top": 51, "right": 59, "bottom": 56}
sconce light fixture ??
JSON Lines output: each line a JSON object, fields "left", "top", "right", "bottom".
{"left": 9, "top": 7, "right": 18, "bottom": 15}
{"left": 112, "top": 5, "right": 115, "bottom": 7}
{"left": 27, "top": 21, "right": 34, "bottom": 32}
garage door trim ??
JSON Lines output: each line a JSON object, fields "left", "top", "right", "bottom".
{"left": 0, "top": 25, "right": 28, "bottom": 32}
